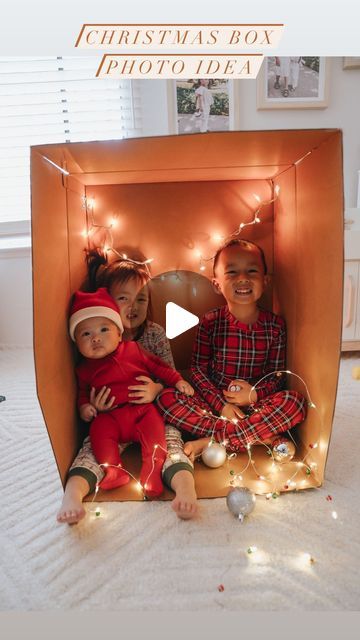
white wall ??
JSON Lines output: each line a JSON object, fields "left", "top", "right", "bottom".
{"left": 237, "top": 58, "right": 360, "bottom": 208}
{"left": 1, "top": 58, "right": 359, "bottom": 345}
{"left": 139, "top": 58, "right": 360, "bottom": 208}
{"left": 0, "top": 251, "right": 33, "bottom": 346}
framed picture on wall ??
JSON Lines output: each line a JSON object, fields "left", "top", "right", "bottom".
{"left": 167, "top": 79, "right": 239, "bottom": 134}
{"left": 257, "top": 57, "right": 329, "bottom": 109}
{"left": 343, "top": 57, "right": 360, "bottom": 70}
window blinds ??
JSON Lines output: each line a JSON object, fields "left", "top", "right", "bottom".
{"left": 0, "top": 57, "right": 142, "bottom": 224}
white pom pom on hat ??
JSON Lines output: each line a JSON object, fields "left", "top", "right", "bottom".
{"left": 69, "top": 287, "right": 124, "bottom": 341}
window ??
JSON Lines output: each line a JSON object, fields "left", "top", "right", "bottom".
{"left": 0, "top": 57, "right": 142, "bottom": 226}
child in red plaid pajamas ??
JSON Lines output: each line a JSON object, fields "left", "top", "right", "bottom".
{"left": 156, "top": 238, "right": 307, "bottom": 457}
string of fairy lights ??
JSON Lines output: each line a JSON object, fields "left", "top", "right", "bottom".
{"left": 77, "top": 184, "right": 342, "bottom": 564}
{"left": 80, "top": 183, "right": 280, "bottom": 274}
{"left": 81, "top": 195, "right": 154, "bottom": 274}
{"left": 89, "top": 368, "right": 322, "bottom": 505}
{"left": 197, "top": 185, "right": 281, "bottom": 272}
{"left": 80, "top": 186, "right": 323, "bottom": 504}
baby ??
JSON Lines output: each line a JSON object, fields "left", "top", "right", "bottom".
{"left": 69, "top": 287, "right": 193, "bottom": 497}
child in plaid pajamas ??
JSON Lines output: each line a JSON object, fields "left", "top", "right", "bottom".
{"left": 57, "top": 252, "right": 197, "bottom": 524}
{"left": 156, "top": 239, "right": 307, "bottom": 458}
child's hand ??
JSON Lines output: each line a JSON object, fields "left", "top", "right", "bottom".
{"left": 220, "top": 403, "right": 246, "bottom": 421}
{"left": 128, "top": 376, "right": 164, "bottom": 404}
{"left": 79, "top": 403, "right": 97, "bottom": 422}
{"left": 89, "top": 386, "right": 116, "bottom": 412}
{"left": 222, "top": 379, "right": 258, "bottom": 406}
{"left": 175, "top": 379, "right": 194, "bottom": 396}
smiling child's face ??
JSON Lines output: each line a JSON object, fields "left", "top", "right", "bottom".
{"left": 74, "top": 316, "right": 121, "bottom": 359}
{"left": 109, "top": 277, "right": 149, "bottom": 332}
{"left": 212, "top": 244, "right": 268, "bottom": 308}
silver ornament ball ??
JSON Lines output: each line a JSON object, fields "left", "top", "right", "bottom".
{"left": 226, "top": 487, "right": 256, "bottom": 522}
{"left": 272, "top": 438, "right": 296, "bottom": 462}
{"left": 201, "top": 442, "right": 227, "bottom": 468}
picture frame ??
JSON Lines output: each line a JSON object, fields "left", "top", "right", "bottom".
{"left": 343, "top": 57, "right": 360, "bottom": 70}
{"left": 257, "top": 57, "right": 329, "bottom": 109}
{"left": 167, "top": 79, "right": 240, "bottom": 134}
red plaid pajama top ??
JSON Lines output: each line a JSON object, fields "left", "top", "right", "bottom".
{"left": 191, "top": 305, "right": 286, "bottom": 411}
{"left": 156, "top": 305, "right": 307, "bottom": 450}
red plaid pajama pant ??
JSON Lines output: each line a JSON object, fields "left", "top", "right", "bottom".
{"left": 156, "top": 388, "right": 307, "bottom": 451}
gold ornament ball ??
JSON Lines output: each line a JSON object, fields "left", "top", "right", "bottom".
{"left": 352, "top": 366, "right": 360, "bottom": 380}
{"left": 201, "top": 442, "right": 227, "bottom": 468}
{"left": 272, "top": 437, "right": 296, "bottom": 462}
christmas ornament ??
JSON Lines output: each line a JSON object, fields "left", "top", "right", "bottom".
{"left": 201, "top": 442, "right": 227, "bottom": 468}
{"left": 272, "top": 437, "right": 296, "bottom": 462}
{"left": 226, "top": 487, "right": 256, "bottom": 522}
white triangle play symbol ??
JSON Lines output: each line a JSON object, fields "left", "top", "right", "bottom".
{"left": 166, "top": 302, "right": 199, "bottom": 339}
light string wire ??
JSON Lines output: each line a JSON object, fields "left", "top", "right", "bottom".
{"left": 196, "top": 368, "right": 323, "bottom": 496}
{"left": 78, "top": 187, "right": 339, "bottom": 539}
{"left": 81, "top": 187, "right": 279, "bottom": 275}
{"left": 89, "top": 442, "right": 168, "bottom": 514}
{"left": 81, "top": 196, "right": 154, "bottom": 275}
{"left": 197, "top": 184, "right": 280, "bottom": 272}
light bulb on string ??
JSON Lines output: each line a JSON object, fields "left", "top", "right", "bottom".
{"left": 195, "top": 184, "right": 281, "bottom": 272}
{"left": 212, "top": 232, "right": 225, "bottom": 242}
{"left": 216, "top": 366, "right": 324, "bottom": 497}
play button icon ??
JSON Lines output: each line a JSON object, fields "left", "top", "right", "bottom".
{"left": 166, "top": 302, "right": 199, "bottom": 339}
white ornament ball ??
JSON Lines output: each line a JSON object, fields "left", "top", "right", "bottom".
{"left": 201, "top": 442, "right": 227, "bottom": 468}
{"left": 272, "top": 437, "right": 296, "bottom": 462}
{"left": 226, "top": 487, "right": 256, "bottom": 522}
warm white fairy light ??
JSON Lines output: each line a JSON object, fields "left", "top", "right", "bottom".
{"left": 88, "top": 441, "right": 168, "bottom": 516}
{"left": 81, "top": 196, "right": 154, "bottom": 270}
{"left": 302, "top": 552, "right": 315, "bottom": 565}
{"left": 201, "top": 366, "right": 323, "bottom": 497}
{"left": 195, "top": 185, "right": 280, "bottom": 272}
{"left": 247, "top": 546, "right": 258, "bottom": 554}
{"left": 331, "top": 511, "right": 338, "bottom": 520}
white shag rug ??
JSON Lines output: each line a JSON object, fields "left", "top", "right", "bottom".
{"left": 0, "top": 347, "right": 359, "bottom": 611}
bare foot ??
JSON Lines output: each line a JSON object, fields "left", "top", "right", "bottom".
{"left": 170, "top": 469, "right": 198, "bottom": 520}
{"left": 56, "top": 476, "right": 90, "bottom": 525}
{"left": 183, "top": 437, "right": 211, "bottom": 462}
{"left": 57, "top": 494, "right": 86, "bottom": 525}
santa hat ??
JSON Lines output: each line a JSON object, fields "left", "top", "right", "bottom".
{"left": 69, "top": 287, "right": 124, "bottom": 341}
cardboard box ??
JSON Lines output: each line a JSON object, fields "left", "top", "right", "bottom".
{"left": 31, "top": 130, "right": 344, "bottom": 500}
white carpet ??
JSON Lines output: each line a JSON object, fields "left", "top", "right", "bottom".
{"left": 0, "top": 347, "right": 359, "bottom": 611}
